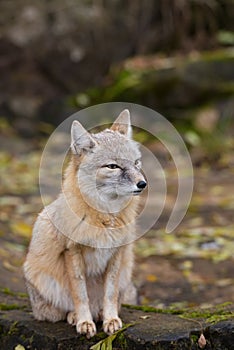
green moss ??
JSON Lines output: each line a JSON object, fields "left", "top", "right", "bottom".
{"left": 17, "top": 292, "right": 28, "bottom": 298}
{"left": 190, "top": 334, "right": 199, "bottom": 343}
{"left": 123, "top": 302, "right": 234, "bottom": 326}
{"left": 20, "top": 334, "right": 34, "bottom": 345}
{"left": 20, "top": 334, "right": 26, "bottom": 341}
{"left": 195, "top": 48, "right": 234, "bottom": 63}
{"left": 122, "top": 304, "right": 184, "bottom": 314}
{"left": 0, "top": 288, "right": 16, "bottom": 296}
{"left": 8, "top": 321, "right": 18, "bottom": 335}
{"left": 0, "top": 287, "right": 28, "bottom": 298}
{"left": 180, "top": 303, "right": 234, "bottom": 326}
{"left": 0, "top": 302, "right": 27, "bottom": 311}
{"left": 116, "top": 332, "right": 128, "bottom": 349}
{"left": 207, "top": 314, "right": 234, "bottom": 324}
{"left": 93, "top": 331, "right": 107, "bottom": 341}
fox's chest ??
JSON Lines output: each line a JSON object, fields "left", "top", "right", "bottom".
{"left": 83, "top": 248, "right": 115, "bottom": 277}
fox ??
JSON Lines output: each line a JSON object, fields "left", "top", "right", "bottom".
{"left": 23, "top": 109, "right": 147, "bottom": 338}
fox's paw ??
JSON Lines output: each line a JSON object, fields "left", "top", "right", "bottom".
{"left": 76, "top": 320, "right": 96, "bottom": 339}
{"left": 103, "top": 317, "right": 122, "bottom": 335}
{"left": 67, "top": 311, "right": 77, "bottom": 326}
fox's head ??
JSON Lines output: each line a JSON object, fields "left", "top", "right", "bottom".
{"left": 69, "top": 110, "right": 147, "bottom": 212}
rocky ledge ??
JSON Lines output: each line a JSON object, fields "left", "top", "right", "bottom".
{"left": 0, "top": 290, "right": 233, "bottom": 350}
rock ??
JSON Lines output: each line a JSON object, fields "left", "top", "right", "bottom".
{"left": 85, "top": 49, "right": 234, "bottom": 123}
{"left": 209, "top": 321, "right": 234, "bottom": 350}
{"left": 0, "top": 291, "right": 233, "bottom": 350}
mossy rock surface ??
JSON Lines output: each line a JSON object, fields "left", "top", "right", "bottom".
{"left": 0, "top": 291, "right": 233, "bottom": 350}
{"left": 80, "top": 48, "right": 234, "bottom": 118}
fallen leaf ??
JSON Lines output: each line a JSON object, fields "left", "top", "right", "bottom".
{"left": 139, "top": 315, "right": 151, "bottom": 319}
{"left": 198, "top": 333, "right": 206, "bottom": 348}
{"left": 146, "top": 274, "right": 158, "bottom": 282}
{"left": 90, "top": 324, "right": 134, "bottom": 350}
{"left": 3, "top": 260, "right": 18, "bottom": 272}
{"left": 215, "top": 278, "right": 233, "bottom": 287}
{"left": 11, "top": 222, "right": 32, "bottom": 238}
{"left": 15, "top": 345, "right": 25, "bottom": 350}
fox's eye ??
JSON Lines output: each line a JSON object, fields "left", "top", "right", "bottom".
{"left": 105, "top": 164, "right": 120, "bottom": 169}
{"left": 135, "top": 159, "right": 142, "bottom": 168}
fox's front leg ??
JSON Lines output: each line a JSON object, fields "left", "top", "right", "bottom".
{"left": 103, "top": 249, "right": 123, "bottom": 335}
{"left": 64, "top": 248, "right": 96, "bottom": 338}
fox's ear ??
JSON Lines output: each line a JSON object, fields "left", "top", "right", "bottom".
{"left": 71, "top": 120, "right": 96, "bottom": 155}
{"left": 111, "top": 109, "right": 132, "bottom": 138}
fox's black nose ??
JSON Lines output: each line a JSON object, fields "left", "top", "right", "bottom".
{"left": 137, "top": 180, "right": 147, "bottom": 189}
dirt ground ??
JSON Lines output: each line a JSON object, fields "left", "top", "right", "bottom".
{"left": 0, "top": 132, "right": 233, "bottom": 310}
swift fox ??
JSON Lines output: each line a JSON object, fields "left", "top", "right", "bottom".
{"left": 24, "top": 109, "right": 147, "bottom": 338}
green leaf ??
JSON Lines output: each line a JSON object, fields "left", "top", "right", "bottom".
{"left": 15, "top": 345, "right": 25, "bottom": 350}
{"left": 90, "top": 324, "right": 134, "bottom": 350}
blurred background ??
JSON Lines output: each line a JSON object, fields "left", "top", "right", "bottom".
{"left": 0, "top": 0, "right": 234, "bottom": 310}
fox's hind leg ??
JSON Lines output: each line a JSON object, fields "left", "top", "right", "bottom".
{"left": 26, "top": 280, "right": 66, "bottom": 322}
{"left": 121, "top": 282, "right": 137, "bottom": 305}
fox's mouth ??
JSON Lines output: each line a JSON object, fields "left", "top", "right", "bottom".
{"left": 132, "top": 190, "right": 143, "bottom": 195}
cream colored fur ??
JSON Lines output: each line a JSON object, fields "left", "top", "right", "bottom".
{"left": 24, "top": 109, "right": 146, "bottom": 338}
